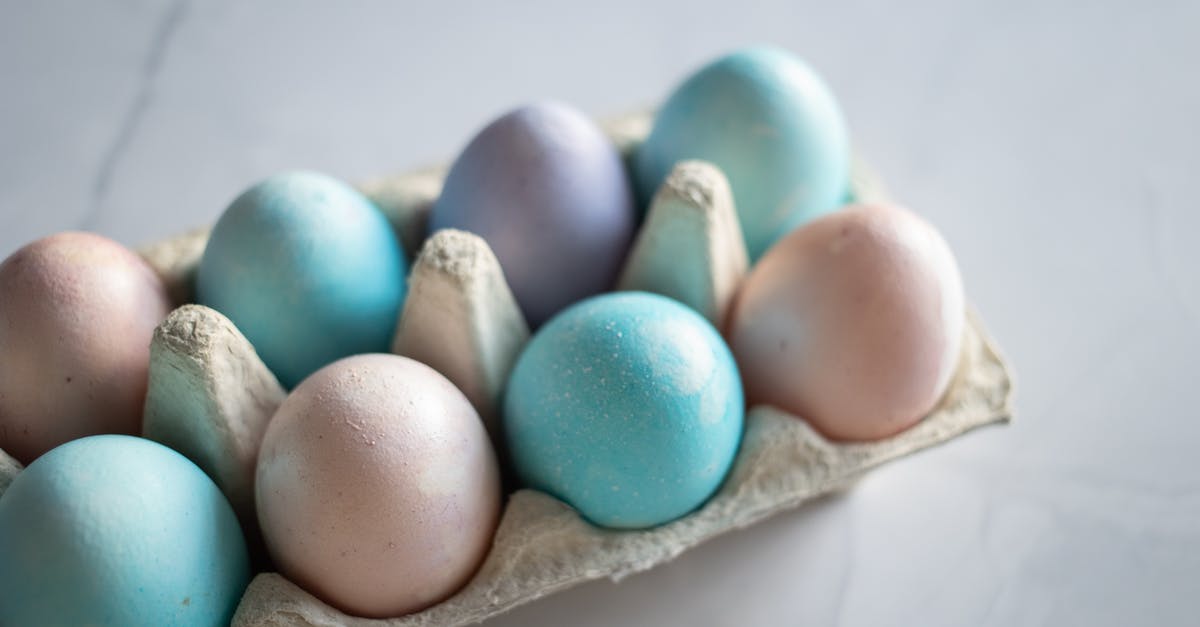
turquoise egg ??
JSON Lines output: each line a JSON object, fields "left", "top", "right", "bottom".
{"left": 197, "top": 171, "right": 407, "bottom": 388}
{"left": 0, "top": 435, "right": 251, "bottom": 626}
{"left": 635, "top": 47, "right": 850, "bottom": 260}
{"left": 504, "top": 292, "right": 744, "bottom": 529}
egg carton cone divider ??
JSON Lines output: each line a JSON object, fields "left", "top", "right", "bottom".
{"left": 0, "top": 111, "right": 1012, "bottom": 626}
{"left": 0, "top": 449, "right": 21, "bottom": 496}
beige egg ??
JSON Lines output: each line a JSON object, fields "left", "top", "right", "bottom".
{"left": 255, "top": 354, "right": 501, "bottom": 619}
{"left": 727, "top": 203, "right": 964, "bottom": 442}
{"left": 0, "top": 232, "right": 172, "bottom": 464}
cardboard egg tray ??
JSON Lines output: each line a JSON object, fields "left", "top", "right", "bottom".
{"left": 0, "top": 111, "right": 1013, "bottom": 626}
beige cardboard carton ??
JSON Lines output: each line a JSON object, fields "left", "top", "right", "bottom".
{"left": 0, "top": 111, "right": 1012, "bottom": 626}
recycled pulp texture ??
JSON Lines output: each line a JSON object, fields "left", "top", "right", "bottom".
{"left": 0, "top": 450, "right": 20, "bottom": 495}
{"left": 0, "top": 111, "right": 1012, "bottom": 626}
{"left": 233, "top": 314, "right": 1010, "bottom": 627}
{"left": 617, "top": 160, "right": 749, "bottom": 329}
{"left": 391, "top": 229, "right": 530, "bottom": 438}
{"left": 142, "top": 304, "right": 286, "bottom": 524}
{"left": 123, "top": 283, "right": 1006, "bottom": 627}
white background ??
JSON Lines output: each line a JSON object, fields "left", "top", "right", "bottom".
{"left": 2, "top": 1, "right": 1198, "bottom": 625}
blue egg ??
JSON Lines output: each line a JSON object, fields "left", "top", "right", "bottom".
{"left": 635, "top": 47, "right": 850, "bottom": 260}
{"left": 197, "top": 171, "right": 407, "bottom": 388}
{"left": 0, "top": 435, "right": 250, "bottom": 627}
{"left": 504, "top": 292, "right": 744, "bottom": 529}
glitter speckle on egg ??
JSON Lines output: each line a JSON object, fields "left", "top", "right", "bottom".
{"left": 503, "top": 291, "right": 744, "bottom": 529}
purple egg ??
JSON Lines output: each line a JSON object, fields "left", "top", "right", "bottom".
{"left": 429, "top": 102, "right": 637, "bottom": 326}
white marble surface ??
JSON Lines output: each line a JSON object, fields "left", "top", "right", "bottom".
{"left": 2, "top": 1, "right": 1197, "bottom": 625}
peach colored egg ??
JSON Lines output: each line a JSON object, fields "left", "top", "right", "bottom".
{"left": 727, "top": 203, "right": 964, "bottom": 442}
{"left": 0, "top": 232, "right": 172, "bottom": 464}
{"left": 255, "top": 354, "right": 501, "bottom": 619}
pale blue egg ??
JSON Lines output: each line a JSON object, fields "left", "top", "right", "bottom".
{"left": 0, "top": 435, "right": 250, "bottom": 626}
{"left": 504, "top": 292, "right": 744, "bottom": 529}
{"left": 635, "top": 47, "right": 850, "bottom": 260}
{"left": 196, "top": 171, "right": 407, "bottom": 388}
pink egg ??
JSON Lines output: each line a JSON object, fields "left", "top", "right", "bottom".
{"left": 0, "top": 232, "right": 172, "bottom": 464}
{"left": 727, "top": 203, "right": 964, "bottom": 441}
{"left": 255, "top": 354, "right": 501, "bottom": 618}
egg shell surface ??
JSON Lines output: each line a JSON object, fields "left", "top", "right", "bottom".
{"left": 428, "top": 102, "right": 637, "bottom": 326}
{"left": 255, "top": 354, "right": 501, "bottom": 619}
{"left": 0, "top": 231, "right": 172, "bottom": 464}
{"left": 635, "top": 46, "right": 850, "bottom": 260}
{"left": 727, "top": 203, "right": 965, "bottom": 441}
{"left": 504, "top": 291, "right": 744, "bottom": 529}
{"left": 196, "top": 171, "right": 407, "bottom": 389}
{"left": 0, "top": 435, "right": 251, "bottom": 627}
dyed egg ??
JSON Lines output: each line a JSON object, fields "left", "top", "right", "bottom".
{"left": 504, "top": 292, "right": 744, "bottom": 529}
{"left": 0, "top": 435, "right": 251, "bottom": 626}
{"left": 728, "top": 203, "right": 965, "bottom": 441}
{"left": 0, "top": 232, "right": 172, "bottom": 464}
{"left": 196, "top": 171, "right": 407, "bottom": 388}
{"left": 635, "top": 47, "right": 850, "bottom": 260}
{"left": 429, "top": 102, "right": 636, "bottom": 326}
{"left": 256, "top": 354, "right": 501, "bottom": 618}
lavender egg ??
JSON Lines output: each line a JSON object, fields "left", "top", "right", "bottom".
{"left": 727, "top": 203, "right": 964, "bottom": 442}
{"left": 428, "top": 102, "right": 637, "bottom": 326}
{"left": 0, "top": 232, "right": 172, "bottom": 464}
{"left": 255, "top": 354, "right": 501, "bottom": 618}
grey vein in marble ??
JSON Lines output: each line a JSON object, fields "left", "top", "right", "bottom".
{"left": 82, "top": 0, "right": 190, "bottom": 231}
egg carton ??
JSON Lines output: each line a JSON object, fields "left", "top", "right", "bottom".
{"left": 0, "top": 111, "right": 1013, "bottom": 626}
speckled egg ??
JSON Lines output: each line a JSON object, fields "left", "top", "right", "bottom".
{"left": 255, "top": 354, "right": 501, "bottom": 618}
{"left": 0, "top": 435, "right": 251, "bottom": 626}
{"left": 0, "top": 232, "right": 172, "bottom": 464}
{"left": 727, "top": 203, "right": 965, "bottom": 442}
{"left": 504, "top": 292, "right": 744, "bottom": 529}
{"left": 635, "top": 47, "right": 850, "bottom": 260}
{"left": 196, "top": 171, "right": 407, "bottom": 388}
{"left": 428, "top": 102, "right": 637, "bottom": 326}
